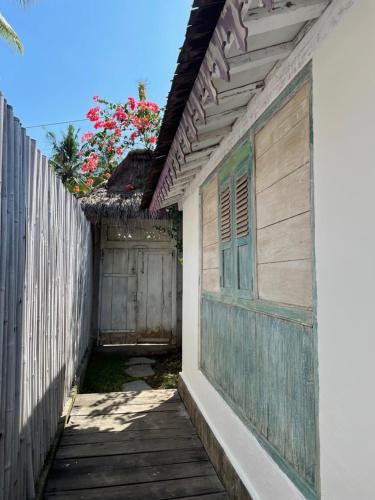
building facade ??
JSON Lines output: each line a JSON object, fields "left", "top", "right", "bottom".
{"left": 144, "top": 1, "right": 375, "bottom": 498}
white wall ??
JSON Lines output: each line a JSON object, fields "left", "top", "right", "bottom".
{"left": 182, "top": 191, "right": 304, "bottom": 500}
{"left": 313, "top": 0, "right": 375, "bottom": 498}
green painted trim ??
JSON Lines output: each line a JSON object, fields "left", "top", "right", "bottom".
{"left": 202, "top": 291, "right": 313, "bottom": 326}
{"left": 308, "top": 67, "right": 321, "bottom": 499}
{"left": 218, "top": 140, "right": 251, "bottom": 182}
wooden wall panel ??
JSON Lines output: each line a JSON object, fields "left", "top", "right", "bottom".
{"left": 255, "top": 83, "right": 310, "bottom": 161}
{"left": 256, "top": 164, "right": 310, "bottom": 229}
{"left": 257, "top": 212, "right": 311, "bottom": 263}
{"left": 201, "top": 297, "right": 317, "bottom": 495}
{"left": 200, "top": 77, "right": 316, "bottom": 499}
{"left": 202, "top": 176, "right": 219, "bottom": 293}
{"left": 258, "top": 260, "right": 313, "bottom": 308}
{"left": 256, "top": 118, "right": 310, "bottom": 193}
{"left": 255, "top": 83, "right": 312, "bottom": 308}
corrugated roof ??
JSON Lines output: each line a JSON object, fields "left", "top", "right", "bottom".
{"left": 141, "top": 0, "right": 226, "bottom": 208}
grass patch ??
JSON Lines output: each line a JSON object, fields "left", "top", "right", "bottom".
{"left": 82, "top": 352, "right": 133, "bottom": 393}
{"left": 147, "top": 353, "right": 182, "bottom": 389}
{"left": 82, "top": 350, "right": 182, "bottom": 393}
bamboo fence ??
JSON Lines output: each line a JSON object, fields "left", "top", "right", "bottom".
{"left": 0, "top": 93, "right": 93, "bottom": 499}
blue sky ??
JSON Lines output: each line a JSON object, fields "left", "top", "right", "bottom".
{"left": 0, "top": 0, "right": 192, "bottom": 155}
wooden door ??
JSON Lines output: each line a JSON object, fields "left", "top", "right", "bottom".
{"left": 99, "top": 246, "right": 176, "bottom": 342}
{"left": 136, "top": 248, "right": 174, "bottom": 337}
{"left": 99, "top": 248, "right": 137, "bottom": 333}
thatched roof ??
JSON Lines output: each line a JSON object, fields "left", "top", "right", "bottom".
{"left": 80, "top": 149, "right": 169, "bottom": 223}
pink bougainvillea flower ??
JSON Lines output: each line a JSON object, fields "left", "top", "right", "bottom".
{"left": 149, "top": 102, "right": 159, "bottom": 113}
{"left": 138, "top": 101, "right": 159, "bottom": 113}
{"left": 115, "top": 147, "right": 123, "bottom": 155}
{"left": 114, "top": 128, "right": 122, "bottom": 137}
{"left": 114, "top": 108, "right": 127, "bottom": 121}
{"left": 94, "top": 120, "right": 103, "bottom": 129}
{"left": 128, "top": 97, "right": 136, "bottom": 110}
{"left": 149, "top": 136, "right": 156, "bottom": 144}
{"left": 81, "top": 131, "right": 94, "bottom": 143}
{"left": 73, "top": 185, "right": 80, "bottom": 193}
{"left": 130, "top": 131, "right": 138, "bottom": 142}
{"left": 102, "top": 120, "right": 116, "bottom": 130}
{"left": 140, "top": 116, "right": 150, "bottom": 128}
{"left": 86, "top": 106, "right": 100, "bottom": 122}
{"left": 131, "top": 115, "right": 141, "bottom": 129}
{"left": 125, "top": 183, "right": 135, "bottom": 192}
{"left": 81, "top": 163, "right": 89, "bottom": 172}
{"left": 86, "top": 178, "right": 94, "bottom": 186}
{"left": 107, "top": 146, "right": 112, "bottom": 152}
{"left": 86, "top": 152, "right": 99, "bottom": 171}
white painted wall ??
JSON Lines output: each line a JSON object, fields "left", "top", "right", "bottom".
{"left": 313, "top": 0, "right": 375, "bottom": 498}
{"left": 182, "top": 190, "right": 304, "bottom": 500}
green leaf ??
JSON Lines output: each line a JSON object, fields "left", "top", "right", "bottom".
{"left": 0, "top": 13, "right": 23, "bottom": 53}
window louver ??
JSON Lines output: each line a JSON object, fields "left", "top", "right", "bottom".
{"left": 236, "top": 175, "right": 249, "bottom": 237}
{"left": 220, "top": 187, "right": 231, "bottom": 242}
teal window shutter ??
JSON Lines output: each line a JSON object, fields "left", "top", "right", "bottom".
{"left": 218, "top": 139, "right": 254, "bottom": 298}
{"left": 234, "top": 169, "right": 252, "bottom": 297}
{"left": 219, "top": 183, "right": 233, "bottom": 289}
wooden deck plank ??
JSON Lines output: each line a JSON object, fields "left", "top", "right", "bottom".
{"left": 67, "top": 411, "right": 192, "bottom": 432}
{"left": 71, "top": 401, "right": 184, "bottom": 416}
{"left": 52, "top": 448, "right": 209, "bottom": 470}
{"left": 45, "top": 389, "right": 228, "bottom": 499}
{"left": 56, "top": 436, "right": 203, "bottom": 459}
{"left": 177, "top": 495, "right": 229, "bottom": 500}
{"left": 75, "top": 389, "right": 179, "bottom": 405}
{"left": 61, "top": 427, "right": 197, "bottom": 445}
{"left": 46, "top": 460, "right": 215, "bottom": 492}
{"left": 45, "top": 475, "right": 225, "bottom": 499}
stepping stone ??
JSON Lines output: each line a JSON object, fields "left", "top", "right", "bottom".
{"left": 125, "top": 364, "right": 155, "bottom": 378}
{"left": 122, "top": 380, "right": 152, "bottom": 391}
{"left": 126, "top": 357, "right": 156, "bottom": 366}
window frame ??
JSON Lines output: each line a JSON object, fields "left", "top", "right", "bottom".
{"left": 218, "top": 139, "right": 254, "bottom": 300}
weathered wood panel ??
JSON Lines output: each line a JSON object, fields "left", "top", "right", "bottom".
{"left": 258, "top": 260, "right": 312, "bottom": 308}
{"left": 202, "top": 218, "right": 219, "bottom": 247}
{"left": 255, "top": 83, "right": 312, "bottom": 309}
{"left": 257, "top": 212, "right": 311, "bottom": 264}
{"left": 202, "top": 243, "right": 220, "bottom": 270}
{"left": 0, "top": 93, "right": 93, "bottom": 500}
{"left": 202, "top": 175, "right": 220, "bottom": 293}
{"left": 255, "top": 118, "right": 310, "bottom": 194}
{"left": 256, "top": 163, "right": 310, "bottom": 229}
{"left": 201, "top": 297, "right": 317, "bottom": 496}
{"left": 99, "top": 247, "right": 175, "bottom": 339}
{"left": 255, "top": 83, "right": 310, "bottom": 164}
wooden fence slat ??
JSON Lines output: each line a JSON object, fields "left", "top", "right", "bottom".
{"left": 0, "top": 94, "right": 93, "bottom": 499}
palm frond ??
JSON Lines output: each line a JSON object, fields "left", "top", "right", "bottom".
{"left": 0, "top": 13, "right": 23, "bottom": 53}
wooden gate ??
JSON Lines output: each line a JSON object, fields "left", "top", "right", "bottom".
{"left": 98, "top": 224, "right": 176, "bottom": 344}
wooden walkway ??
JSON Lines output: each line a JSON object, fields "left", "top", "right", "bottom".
{"left": 45, "top": 389, "right": 228, "bottom": 499}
